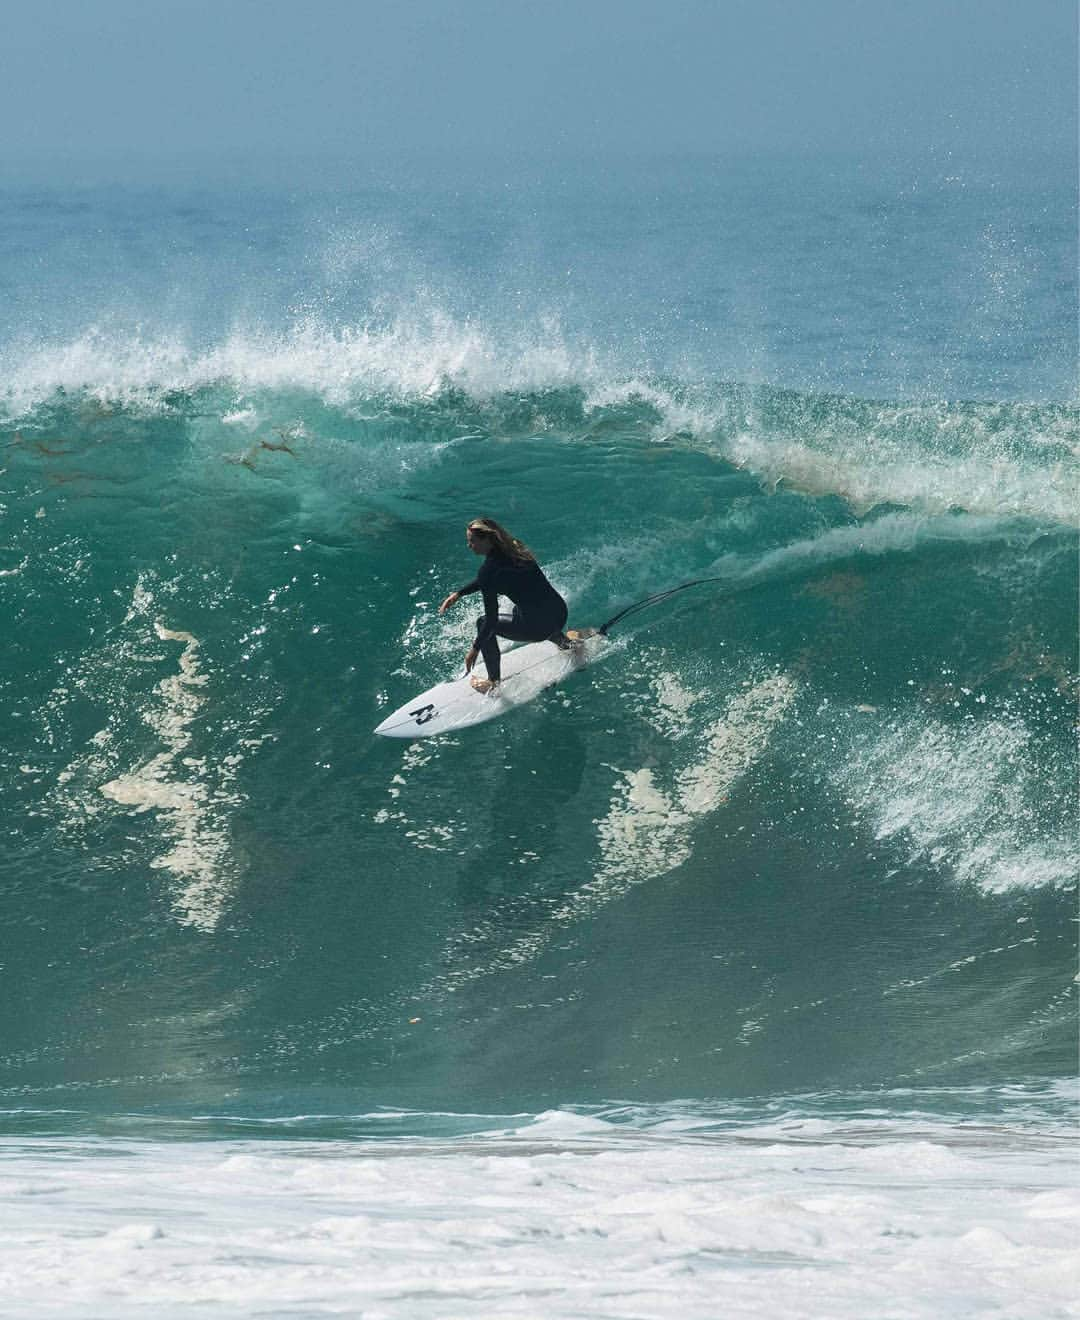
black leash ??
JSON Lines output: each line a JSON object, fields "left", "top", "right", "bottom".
{"left": 597, "top": 575, "right": 734, "bottom": 636}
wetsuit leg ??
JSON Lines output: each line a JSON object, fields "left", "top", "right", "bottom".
{"left": 474, "top": 613, "right": 513, "bottom": 680}
{"left": 475, "top": 604, "right": 567, "bottom": 681}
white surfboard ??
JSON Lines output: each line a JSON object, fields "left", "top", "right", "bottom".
{"left": 374, "top": 632, "right": 603, "bottom": 739}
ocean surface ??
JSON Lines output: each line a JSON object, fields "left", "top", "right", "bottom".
{"left": 0, "top": 152, "right": 1076, "bottom": 1317}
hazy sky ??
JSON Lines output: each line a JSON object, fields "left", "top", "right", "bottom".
{"left": 5, "top": 0, "right": 1075, "bottom": 172}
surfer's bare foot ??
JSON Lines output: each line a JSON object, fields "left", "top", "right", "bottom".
{"left": 470, "top": 676, "right": 499, "bottom": 695}
{"left": 555, "top": 629, "right": 587, "bottom": 667}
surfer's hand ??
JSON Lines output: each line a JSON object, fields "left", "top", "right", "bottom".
{"left": 439, "top": 592, "right": 460, "bottom": 614}
{"left": 464, "top": 645, "right": 479, "bottom": 673}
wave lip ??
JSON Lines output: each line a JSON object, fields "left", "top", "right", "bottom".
{"left": 4, "top": 319, "right": 1074, "bottom": 528}
{"left": 724, "top": 411, "right": 1078, "bottom": 525}
{"left": 0, "top": 314, "right": 601, "bottom": 417}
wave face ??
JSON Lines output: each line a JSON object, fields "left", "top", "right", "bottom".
{"left": 0, "top": 160, "right": 1075, "bottom": 1117}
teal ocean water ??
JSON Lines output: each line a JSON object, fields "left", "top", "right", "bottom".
{"left": 0, "top": 155, "right": 1076, "bottom": 1315}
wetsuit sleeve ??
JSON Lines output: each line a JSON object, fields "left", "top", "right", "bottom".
{"left": 457, "top": 556, "right": 494, "bottom": 601}
{"left": 474, "top": 585, "right": 500, "bottom": 639}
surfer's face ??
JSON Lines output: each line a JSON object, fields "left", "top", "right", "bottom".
{"left": 466, "top": 526, "right": 490, "bottom": 553}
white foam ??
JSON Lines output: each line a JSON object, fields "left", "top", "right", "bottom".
{"left": 0, "top": 314, "right": 599, "bottom": 417}
{"left": 724, "top": 402, "right": 1079, "bottom": 525}
{"left": 220, "top": 406, "right": 258, "bottom": 427}
{"left": 580, "top": 379, "right": 1078, "bottom": 525}
{"left": 577, "top": 673, "right": 799, "bottom": 919}
{"left": 1, "top": 320, "right": 1072, "bottom": 526}
{"left": 583, "top": 376, "right": 721, "bottom": 442}
{"left": 831, "top": 714, "right": 1077, "bottom": 893}
{"left": 49, "top": 576, "right": 257, "bottom": 932}
{"left": 647, "top": 671, "right": 705, "bottom": 739}
{"left": 0, "top": 1112, "right": 1074, "bottom": 1319}
{"left": 97, "top": 621, "right": 238, "bottom": 930}
{"left": 714, "top": 508, "right": 1040, "bottom": 592}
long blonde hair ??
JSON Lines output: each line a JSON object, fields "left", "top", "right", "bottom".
{"left": 467, "top": 517, "right": 536, "bottom": 563}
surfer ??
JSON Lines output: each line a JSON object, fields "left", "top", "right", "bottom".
{"left": 439, "top": 518, "right": 578, "bottom": 694}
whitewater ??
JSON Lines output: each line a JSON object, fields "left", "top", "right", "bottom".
{"left": 0, "top": 154, "right": 1076, "bottom": 1316}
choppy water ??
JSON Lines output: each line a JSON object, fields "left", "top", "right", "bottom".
{"left": 0, "top": 153, "right": 1076, "bottom": 1316}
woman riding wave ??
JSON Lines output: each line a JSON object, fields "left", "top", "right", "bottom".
{"left": 439, "top": 518, "right": 579, "bottom": 694}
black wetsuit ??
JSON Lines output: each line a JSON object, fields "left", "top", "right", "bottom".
{"left": 457, "top": 550, "right": 568, "bottom": 682}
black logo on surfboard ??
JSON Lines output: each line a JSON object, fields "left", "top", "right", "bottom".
{"left": 409, "top": 704, "right": 437, "bottom": 726}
